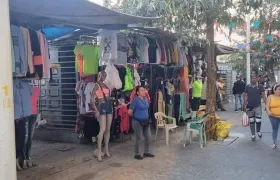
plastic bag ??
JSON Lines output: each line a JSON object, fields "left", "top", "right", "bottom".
{"left": 242, "top": 112, "right": 249, "bottom": 127}
{"left": 216, "top": 121, "right": 232, "bottom": 139}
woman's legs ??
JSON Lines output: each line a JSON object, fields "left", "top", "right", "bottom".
{"left": 269, "top": 116, "right": 280, "bottom": 145}
{"left": 143, "top": 125, "right": 151, "bottom": 154}
{"left": 132, "top": 120, "right": 142, "bottom": 156}
{"left": 97, "top": 115, "right": 106, "bottom": 161}
{"left": 104, "top": 114, "right": 113, "bottom": 156}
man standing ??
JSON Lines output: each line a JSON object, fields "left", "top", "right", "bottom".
{"left": 243, "top": 75, "right": 267, "bottom": 141}
{"left": 233, "top": 75, "right": 246, "bottom": 112}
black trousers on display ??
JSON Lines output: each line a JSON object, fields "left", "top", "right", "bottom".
{"left": 15, "top": 118, "right": 27, "bottom": 159}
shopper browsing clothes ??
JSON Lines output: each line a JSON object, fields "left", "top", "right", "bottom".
{"left": 243, "top": 75, "right": 267, "bottom": 141}
{"left": 265, "top": 84, "right": 280, "bottom": 148}
{"left": 232, "top": 75, "right": 246, "bottom": 112}
{"left": 128, "top": 86, "right": 155, "bottom": 160}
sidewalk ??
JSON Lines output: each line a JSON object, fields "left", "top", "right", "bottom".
{"left": 18, "top": 103, "right": 280, "bottom": 180}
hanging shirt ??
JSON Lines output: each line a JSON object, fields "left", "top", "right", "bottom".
{"left": 11, "top": 25, "right": 26, "bottom": 77}
{"left": 146, "top": 37, "right": 158, "bottom": 63}
{"left": 81, "top": 45, "right": 100, "bottom": 75}
{"left": 115, "top": 105, "right": 130, "bottom": 133}
{"left": 117, "top": 34, "right": 128, "bottom": 65}
{"left": 75, "top": 81, "right": 87, "bottom": 114}
{"left": 137, "top": 36, "right": 149, "bottom": 63}
{"left": 37, "top": 31, "right": 50, "bottom": 79}
{"left": 31, "top": 86, "right": 40, "bottom": 115}
{"left": 123, "top": 66, "right": 134, "bottom": 91}
{"left": 20, "top": 27, "right": 34, "bottom": 74}
{"left": 84, "top": 82, "right": 96, "bottom": 113}
{"left": 134, "top": 69, "right": 141, "bottom": 87}
{"left": 29, "top": 29, "right": 43, "bottom": 78}
{"left": 99, "top": 29, "right": 117, "bottom": 64}
{"left": 13, "top": 79, "right": 33, "bottom": 119}
{"left": 103, "top": 64, "right": 122, "bottom": 90}
{"left": 127, "top": 36, "right": 139, "bottom": 63}
{"left": 156, "top": 40, "right": 161, "bottom": 64}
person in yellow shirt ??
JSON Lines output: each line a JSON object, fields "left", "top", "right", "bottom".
{"left": 266, "top": 84, "right": 280, "bottom": 148}
{"left": 191, "top": 76, "right": 203, "bottom": 118}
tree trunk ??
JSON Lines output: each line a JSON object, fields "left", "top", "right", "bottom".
{"left": 206, "top": 19, "right": 217, "bottom": 140}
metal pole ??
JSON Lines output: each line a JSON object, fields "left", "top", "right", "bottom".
{"left": 246, "top": 15, "right": 251, "bottom": 84}
{"left": 0, "top": 0, "right": 17, "bottom": 180}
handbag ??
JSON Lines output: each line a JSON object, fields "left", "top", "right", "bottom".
{"left": 140, "top": 119, "right": 151, "bottom": 127}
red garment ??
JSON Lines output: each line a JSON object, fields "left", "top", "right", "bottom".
{"left": 129, "top": 89, "right": 151, "bottom": 103}
{"left": 31, "top": 87, "right": 40, "bottom": 115}
{"left": 115, "top": 105, "right": 130, "bottom": 133}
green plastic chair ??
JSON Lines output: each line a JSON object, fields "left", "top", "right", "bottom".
{"left": 182, "top": 113, "right": 208, "bottom": 148}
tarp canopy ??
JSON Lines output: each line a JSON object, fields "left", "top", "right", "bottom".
{"left": 9, "top": 0, "right": 160, "bottom": 31}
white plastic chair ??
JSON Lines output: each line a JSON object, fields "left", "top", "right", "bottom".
{"left": 154, "top": 112, "right": 178, "bottom": 145}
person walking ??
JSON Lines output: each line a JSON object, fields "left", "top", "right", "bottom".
{"left": 243, "top": 75, "right": 267, "bottom": 141}
{"left": 265, "top": 84, "right": 280, "bottom": 148}
{"left": 128, "top": 86, "right": 155, "bottom": 160}
{"left": 233, "top": 75, "right": 246, "bottom": 112}
{"left": 216, "top": 77, "right": 226, "bottom": 111}
{"left": 264, "top": 77, "right": 272, "bottom": 97}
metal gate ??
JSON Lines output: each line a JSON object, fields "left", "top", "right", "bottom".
{"left": 39, "top": 42, "right": 78, "bottom": 131}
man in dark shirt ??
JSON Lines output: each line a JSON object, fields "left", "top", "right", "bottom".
{"left": 244, "top": 75, "right": 267, "bottom": 141}
{"left": 233, "top": 75, "right": 246, "bottom": 112}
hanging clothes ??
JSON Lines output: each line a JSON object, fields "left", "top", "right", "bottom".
{"left": 114, "top": 104, "right": 130, "bottom": 133}
{"left": 29, "top": 29, "right": 43, "bottom": 78}
{"left": 11, "top": 25, "right": 27, "bottom": 77}
{"left": 31, "top": 86, "right": 40, "bottom": 115}
{"left": 137, "top": 36, "right": 149, "bottom": 63}
{"left": 37, "top": 31, "right": 50, "bottom": 79}
{"left": 146, "top": 37, "right": 158, "bottom": 63}
{"left": 127, "top": 36, "right": 139, "bottom": 63}
{"left": 13, "top": 79, "right": 33, "bottom": 119}
{"left": 20, "top": 27, "right": 33, "bottom": 74}
{"left": 134, "top": 69, "right": 141, "bottom": 87}
{"left": 84, "top": 82, "right": 96, "bottom": 113}
{"left": 156, "top": 40, "right": 161, "bottom": 64}
{"left": 75, "top": 81, "right": 87, "bottom": 115}
{"left": 117, "top": 34, "right": 129, "bottom": 65}
{"left": 103, "top": 64, "right": 122, "bottom": 90}
{"left": 99, "top": 29, "right": 118, "bottom": 64}
{"left": 123, "top": 66, "right": 134, "bottom": 91}
{"left": 179, "top": 93, "right": 188, "bottom": 120}
{"left": 74, "top": 44, "right": 100, "bottom": 76}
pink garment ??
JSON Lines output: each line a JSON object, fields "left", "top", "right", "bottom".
{"left": 31, "top": 87, "right": 40, "bottom": 115}
{"left": 37, "top": 31, "right": 49, "bottom": 79}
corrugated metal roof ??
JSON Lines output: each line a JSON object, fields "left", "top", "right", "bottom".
{"left": 9, "top": 0, "right": 160, "bottom": 30}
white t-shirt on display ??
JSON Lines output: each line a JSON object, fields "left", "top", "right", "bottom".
{"left": 99, "top": 29, "right": 118, "bottom": 65}
{"left": 84, "top": 82, "right": 96, "bottom": 113}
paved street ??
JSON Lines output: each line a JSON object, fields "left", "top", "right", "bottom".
{"left": 18, "top": 104, "right": 280, "bottom": 180}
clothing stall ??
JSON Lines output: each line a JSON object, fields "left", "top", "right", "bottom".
{"left": 11, "top": 24, "right": 49, "bottom": 170}
{"left": 72, "top": 28, "right": 194, "bottom": 141}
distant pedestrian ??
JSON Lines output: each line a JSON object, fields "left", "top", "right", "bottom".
{"left": 264, "top": 77, "right": 272, "bottom": 97}
{"left": 233, "top": 75, "right": 246, "bottom": 112}
{"left": 243, "top": 75, "right": 267, "bottom": 141}
{"left": 216, "top": 77, "right": 226, "bottom": 111}
{"left": 265, "top": 84, "right": 280, "bottom": 148}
